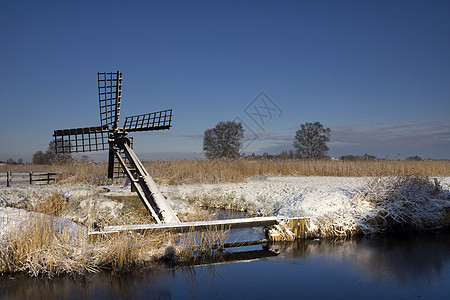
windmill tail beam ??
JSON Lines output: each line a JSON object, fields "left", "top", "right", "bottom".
{"left": 114, "top": 143, "right": 180, "bottom": 224}
{"left": 140, "top": 174, "right": 180, "bottom": 224}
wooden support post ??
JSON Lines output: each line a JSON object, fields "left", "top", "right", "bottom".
{"left": 289, "top": 218, "right": 309, "bottom": 239}
{"left": 287, "top": 218, "right": 309, "bottom": 239}
{"left": 47, "top": 172, "right": 51, "bottom": 184}
{"left": 7, "top": 171, "right": 11, "bottom": 187}
{"left": 29, "top": 171, "right": 33, "bottom": 185}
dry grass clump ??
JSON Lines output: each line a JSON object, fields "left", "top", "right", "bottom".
{"left": 31, "top": 191, "right": 68, "bottom": 217}
{"left": 1, "top": 191, "right": 95, "bottom": 277}
{"left": 0, "top": 214, "right": 95, "bottom": 277}
{"left": 169, "top": 228, "right": 227, "bottom": 264}
{"left": 92, "top": 231, "right": 170, "bottom": 273}
{"left": 170, "top": 229, "right": 230, "bottom": 267}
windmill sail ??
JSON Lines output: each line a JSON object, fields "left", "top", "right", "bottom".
{"left": 123, "top": 109, "right": 172, "bottom": 132}
{"left": 98, "top": 71, "right": 122, "bottom": 129}
{"left": 53, "top": 125, "right": 109, "bottom": 153}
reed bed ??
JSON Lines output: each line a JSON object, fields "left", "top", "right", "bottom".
{"left": 48, "top": 159, "right": 450, "bottom": 185}
{"left": 144, "top": 159, "right": 450, "bottom": 184}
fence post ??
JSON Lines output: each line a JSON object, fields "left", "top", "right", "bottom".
{"left": 7, "top": 171, "right": 11, "bottom": 187}
{"left": 47, "top": 172, "right": 51, "bottom": 184}
{"left": 30, "top": 171, "right": 33, "bottom": 185}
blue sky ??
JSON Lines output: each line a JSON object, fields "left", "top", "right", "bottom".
{"left": 1, "top": 0, "right": 449, "bottom": 162}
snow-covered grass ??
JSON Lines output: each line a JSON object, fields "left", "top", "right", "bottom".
{"left": 163, "top": 175, "right": 450, "bottom": 237}
{"left": 356, "top": 176, "right": 450, "bottom": 234}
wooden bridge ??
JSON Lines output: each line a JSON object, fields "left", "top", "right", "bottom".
{"left": 88, "top": 216, "right": 309, "bottom": 241}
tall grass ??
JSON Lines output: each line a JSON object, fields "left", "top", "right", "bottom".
{"left": 0, "top": 212, "right": 95, "bottom": 277}
{"left": 0, "top": 191, "right": 229, "bottom": 277}
{"left": 49, "top": 159, "right": 450, "bottom": 185}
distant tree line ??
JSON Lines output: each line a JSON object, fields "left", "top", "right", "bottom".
{"left": 405, "top": 156, "right": 422, "bottom": 161}
{"left": 339, "top": 154, "right": 378, "bottom": 161}
{"left": 203, "top": 121, "right": 331, "bottom": 159}
{"left": 31, "top": 140, "right": 73, "bottom": 165}
{"left": 1, "top": 158, "right": 24, "bottom": 165}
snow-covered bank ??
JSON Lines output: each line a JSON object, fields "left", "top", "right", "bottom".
{"left": 162, "top": 176, "right": 450, "bottom": 236}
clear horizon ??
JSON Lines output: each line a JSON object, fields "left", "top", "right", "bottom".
{"left": 1, "top": 0, "right": 449, "bottom": 163}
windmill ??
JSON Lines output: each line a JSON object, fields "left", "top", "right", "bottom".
{"left": 53, "top": 71, "right": 179, "bottom": 224}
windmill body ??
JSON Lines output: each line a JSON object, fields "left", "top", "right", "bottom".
{"left": 53, "top": 71, "right": 179, "bottom": 224}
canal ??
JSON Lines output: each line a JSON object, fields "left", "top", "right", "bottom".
{"left": 1, "top": 231, "right": 449, "bottom": 300}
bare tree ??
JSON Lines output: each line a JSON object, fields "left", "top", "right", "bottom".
{"left": 203, "top": 121, "right": 244, "bottom": 159}
{"left": 293, "top": 122, "right": 331, "bottom": 159}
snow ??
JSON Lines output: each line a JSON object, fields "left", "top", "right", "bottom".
{"left": 0, "top": 184, "right": 97, "bottom": 208}
{"left": 1, "top": 176, "right": 449, "bottom": 239}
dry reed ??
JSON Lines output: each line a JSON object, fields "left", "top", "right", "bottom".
{"left": 0, "top": 191, "right": 230, "bottom": 277}
{"left": 144, "top": 159, "right": 450, "bottom": 184}
{"left": 48, "top": 159, "right": 450, "bottom": 185}
{"left": 0, "top": 212, "right": 95, "bottom": 277}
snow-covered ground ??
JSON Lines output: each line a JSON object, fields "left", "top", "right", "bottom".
{"left": 1, "top": 176, "right": 449, "bottom": 239}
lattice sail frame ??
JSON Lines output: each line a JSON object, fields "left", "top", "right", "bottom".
{"left": 98, "top": 71, "right": 122, "bottom": 129}
{"left": 124, "top": 109, "right": 172, "bottom": 132}
{"left": 53, "top": 126, "right": 109, "bottom": 153}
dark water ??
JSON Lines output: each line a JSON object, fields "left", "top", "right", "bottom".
{"left": 1, "top": 232, "right": 449, "bottom": 300}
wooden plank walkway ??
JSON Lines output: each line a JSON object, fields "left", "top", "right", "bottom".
{"left": 89, "top": 216, "right": 281, "bottom": 237}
